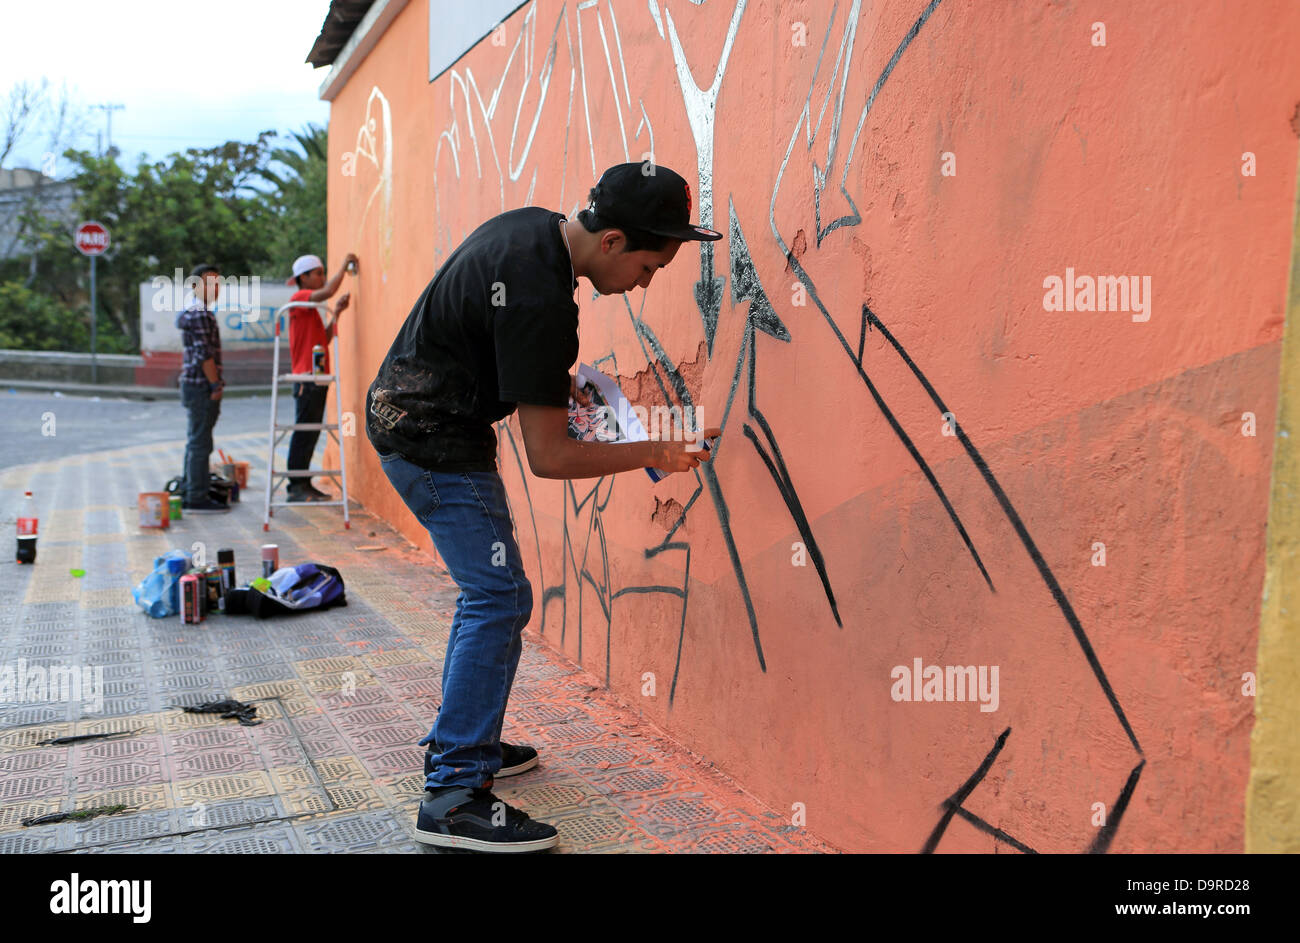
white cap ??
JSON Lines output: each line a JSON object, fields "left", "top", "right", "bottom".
{"left": 287, "top": 254, "right": 324, "bottom": 285}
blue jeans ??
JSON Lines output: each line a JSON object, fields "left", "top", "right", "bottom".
{"left": 377, "top": 450, "right": 533, "bottom": 788}
{"left": 288, "top": 383, "right": 329, "bottom": 490}
{"left": 180, "top": 380, "right": 221, "bottom": 503}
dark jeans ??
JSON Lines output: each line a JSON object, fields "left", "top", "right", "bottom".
{"left": 378, "top": 450, "right": 532, "bottom": 788}
{"left": 180, "top": 380, "right": 221, "bottom": 503}
{"left": 288, "top": 382, "right": 329, "bottom": 489}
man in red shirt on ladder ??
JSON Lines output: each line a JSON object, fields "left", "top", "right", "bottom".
{"left": 286, "top": 252, "right": 357, "bottom": 502}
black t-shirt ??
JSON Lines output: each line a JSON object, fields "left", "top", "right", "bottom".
{"left": 365, "top": 206, "right": 579, "bottom": 471}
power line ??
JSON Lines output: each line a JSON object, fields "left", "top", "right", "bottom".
{"left": 92, "top": 103, "right": 124, "bottom": 156}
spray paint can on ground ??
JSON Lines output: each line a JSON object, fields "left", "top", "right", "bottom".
{"left": 180, "top": 573, "right": 203, "bottom": 624}
{"left": 217, "top": 548, "right": 236, "bottom": 593}
{"left": 204, "top": 566, "right": 224, "bottom": 613}
{"left": 261, "top": 544, "right": 279, "bottom": 578}
{"left": 169, "top": 494, "right": 182, "bottom": 521}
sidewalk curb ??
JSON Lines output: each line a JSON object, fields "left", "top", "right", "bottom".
{"left": 0, "top": 378, "right": 278, "bottom": 400}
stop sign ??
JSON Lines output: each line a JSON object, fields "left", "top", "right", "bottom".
{"left": 74, "top": 221, "right": 110, "bottom": 256}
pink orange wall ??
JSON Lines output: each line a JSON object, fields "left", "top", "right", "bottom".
{"left": 324, "top": 0, "right": 1300, "bottom": 852}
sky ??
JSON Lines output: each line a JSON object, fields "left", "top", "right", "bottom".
{"left": 3, "top": 0, "right": 334, "bottom": 175}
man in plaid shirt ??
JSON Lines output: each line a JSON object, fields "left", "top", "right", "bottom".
{"left": 176, "top": 264, "right": 230, "bottom": 512}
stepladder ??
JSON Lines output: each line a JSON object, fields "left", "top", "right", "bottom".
{"left": 263, "top": 300, "right": 350, "bottom": 530}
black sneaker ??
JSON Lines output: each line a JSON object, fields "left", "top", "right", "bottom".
{"left": 182, "top": 498, "right": 230, "bottom": 513}
{"left": 414, "top": 784, "right": 558, "bottom": 852}
{"left": 425, "top": 741, "right": 538, "bottom": 779}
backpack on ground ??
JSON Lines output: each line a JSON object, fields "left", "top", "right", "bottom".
{"left": 224, "top": 562, "right": 347, "bottom": 618}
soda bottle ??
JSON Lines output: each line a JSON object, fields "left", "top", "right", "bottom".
{"left": 16, "top": 491, "right": 37, "bottom": 564}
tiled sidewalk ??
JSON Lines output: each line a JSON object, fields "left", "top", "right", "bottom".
{"left": 0, "top": 432, "right": 833, "bottom": 853}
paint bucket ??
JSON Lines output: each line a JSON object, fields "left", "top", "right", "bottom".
{"left": 138, "top": 492, "right": 170, "bottom": 529}
{"left": 217, "top": 549, "right": 236, "bottom": 593}
{"left": 234, "top": 462, "right": 249, "bottom": 488}
{"left": 169, "top": 495, "right": 182, "bottom": 521}
{"left": 180, "top": 573, "right": 203, "bottom": 624}
{"left": 260, "top": 544, "right": 279, "bottom": 578}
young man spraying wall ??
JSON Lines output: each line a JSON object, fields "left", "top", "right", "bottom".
{"left": 366, "top": 162, "right": 722, "bottom": 852}
{"left": 286, "top": 253, "right": 357, "bottom": 501}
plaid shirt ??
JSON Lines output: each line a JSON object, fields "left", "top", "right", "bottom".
{"left": 177, "top": 303, "right": 223, "bottom": 387}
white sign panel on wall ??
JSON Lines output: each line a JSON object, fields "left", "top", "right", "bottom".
{"left": 429, "top": 0, "right": 527, "bottom": 82}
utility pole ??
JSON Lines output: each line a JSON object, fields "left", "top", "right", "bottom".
{"left": 92, "top": 103, "right": 124, "bottom": 156}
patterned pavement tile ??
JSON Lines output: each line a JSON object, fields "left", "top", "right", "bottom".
{"left": 0, "top": 426, "right": 836, "bottom": 853}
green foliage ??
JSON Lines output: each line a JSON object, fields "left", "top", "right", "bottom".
{"left": 2, "top": 123, "right": 330, "bottom": 354}
{"left": 260, "top": 124, "right": 328, "bottom": 273}
{"left": 0, "top": 280, "right": 87, "bottom": 350}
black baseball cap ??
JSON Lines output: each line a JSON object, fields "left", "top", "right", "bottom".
{"left": 588, "top": 162, "right": 723, "bottom": 242}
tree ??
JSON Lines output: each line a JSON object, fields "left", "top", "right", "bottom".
{"left": 0, "top": 78, "right": 89, "bottom": 281}
{"left": 0, "top": 108, "right": 331, "bottom": 354}
{"left": 259, "top": 124, "right": 328, "bottom": 272}
{"left": 49, "top": 135, "right": 281, "bottom": 349}
{"left": 0, "top": 281, "right": 87, "bottom": 351}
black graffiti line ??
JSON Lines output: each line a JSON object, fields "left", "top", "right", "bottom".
{"left": 920, "top": 726, "right": 1010, "bottom": 854}
{"left": 559, "top": 489, "right": 571, "bottom": 645}
{"left": 866, "top": 308, "right": 1142, "bottom": 759}
{"left": 745, "top": 330, "right": 842, "bottom": 627}
{"left": 1088, "top": 759, "right": 1145, "bottom": 854}
{"left": 596, "top": 502, "right": 614, "bottom": 685}
{"left": 767, "top": 0, "right": 991, "bottom": 589}
{"left": 562, "top": 477, "right": 612, "bottom": 663}
{"left": 572, "top": 489, "right": 615, "bottom": 683}
{"left": 763, "top": 0, "right": 1138, "bottom": 851}
{"left": 741, "top": 421, "right": 842, "bottom": 630}
{"left": 732, "top": 200, "right": 840, "bottom": 626}
{"left": 623, "top": 301, "right": 766, "bottom": 668}
{"left": 775, "top": 253, "right": 995, "bottom": 590}
{"left": 550, "top": 469, "right": 617, "bottom": 661}
{"left": 629, "top": 306, "right": 693, "bottom": 407}
{"left": 824, "top": 0, "right": 945, "bottom": 244}
{"left": 662, "top": 540, "right": 693, "bottom": 706}
{"left": 943, "top": 804, "right": 1039, "bottom": 854}
{"left": 699, "top": 461, "right": 766, "bottom": 672}
{"left": 623, "top": 299, "right": 709, "bottom": 550}
{"left": 610, "top": 541, "right": 696, "bottom": 705}
{"left": 716, "top": 314, "right": 749, "bottom": 431}
{"left": 612, "top": 585, "right": 686, "bottom": 599}
{"left": 625, "top": 539, "right": 695, "bottom": 704}
{"left": 499, "top": 421, "right": 552, "bottom": 634}
{"left": 541, "top": 584, "right": 565, "bottom": 609}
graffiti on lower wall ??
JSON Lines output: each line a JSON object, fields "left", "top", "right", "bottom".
{"left": 383, "top": 0, "right": 1159, "bottom": 852}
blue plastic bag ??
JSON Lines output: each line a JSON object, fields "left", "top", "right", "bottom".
{"left": 131, "top": 549, "right": 191, "bottom": 618}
